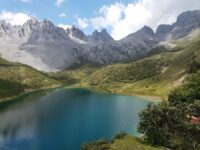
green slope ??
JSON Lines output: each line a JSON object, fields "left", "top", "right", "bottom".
{"left": 81, "top": 135, "right": 164, "bottom": 150}
{"left": 2, "top": 30, "right": 200, "bottom": 101}
{"left": 0, "top": 57, "right": 60, "bottom": 100}
{"left": 77, "top": 39, "right": 200, "bottom": 99}
{"left": 49, "top": 64, "right": 98, "bottom": 85}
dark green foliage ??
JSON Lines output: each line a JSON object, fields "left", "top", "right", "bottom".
{"left": 188, "top": 52, "right": 200, "bottom": 73}
{"left": 138, "top": 71, "right": 200, "bottom": 150}
{"left": 169, "top": 71, "right": 200, "bottom": 105}
{"left": 50, "top": 74, "right": 80, "bottom": 84}
{"left": 138, "top": 103, "right": 184, "bottom": 146}
{"left": 0, "top": 79, "right": 25, "bottom": 99}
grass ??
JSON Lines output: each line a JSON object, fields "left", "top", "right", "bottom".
{"left": 81, "top": 135, "right": 164, "bottom": 150}
{"left": 0, "top": 57, "right": 60, "bottom": 100}
{"left": 2, "top": 30, "right": 200, "bottom": 101}
{"left": 49, "top": 64, "right": 97, "bottom": 85}
{"left": 44, "top": 32, "right": 200, "bottom": 100}
{"left": 110, "top": 135, "right": 164, "bottom": 150}
{"left": 75, "top": 39, "right": 200, "bottom": 100}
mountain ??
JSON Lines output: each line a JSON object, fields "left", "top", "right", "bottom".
{"left": 84, "top": 26, "right": 158, "bottom": 65}
{"left": 154, "top": 10, "right": 200, "bottom": 41}
{"left": 0, "top": 10, "right": 200, "bottom": 72}
{"left": 78, "top": 28, "right": 200, "bottom": 99}
{"left": 65, "top": 26, "right": 88, "bottom": 44}
{"left": 155, "top": 24, "right": 172, "bottom": 40}
{"left": 89, "top": 29, "right": 114, "bottom": 44}
{"left": 0, "top": 19, "right": 85, "bottom": 72}
{"left": 171, "top": 10, "right": 200, "bottom": 38}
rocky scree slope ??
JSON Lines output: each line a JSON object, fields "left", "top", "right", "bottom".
{"left": 0, "top": 10, "right": 200, "bottom": 72}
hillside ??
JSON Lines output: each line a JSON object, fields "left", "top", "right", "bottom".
{"left": 82, "top": 59, "right": 200, "bottom": 150}
{"left": 49, "top": 64, "right": 97, "bottom": 85}
{"left": 0, "top": 57, "right": 60, "bottom": 100}
{"left": 138, "top": 69, "right": 200, "bottom": 149}
{"left": 76, "top": 31, "right": 200, "bottom": 99}
{"left": 1, "top": 10, "right": 200, "bottom": 101}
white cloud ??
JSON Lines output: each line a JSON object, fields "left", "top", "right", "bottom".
{"left": 77, "top": 0, "right": 200, "bottom": 40}
{"left": 59, "top": 13, "right": 66, "bottom": 18}
{"left": 58, "top": 24, "right": 72, "bottom": 30}
{"left": 77, "top": 18, "right": 89, "bottom": 29}
{"left": 55, "top": 0, "right": 65, "bottom": 7}
{"left": 0, "top": 11, "right": 31, "bottom": 25}
{"left": 19, "top": 0, "right": 30, "bottom": 2}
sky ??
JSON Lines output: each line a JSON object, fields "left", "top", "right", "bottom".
{"left": 0, "top": 0, "right": 200, "bottom": 40}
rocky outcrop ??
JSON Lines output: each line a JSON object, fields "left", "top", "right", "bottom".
{"left": 88, "top": 29, "right": 114, "bottom": 44}
{"left": 155, "top": 24, "right": 172, "bottom": 40}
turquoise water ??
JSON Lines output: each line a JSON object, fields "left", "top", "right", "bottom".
{"left": 0, "top": 88, "right": 152, "bottom": 150}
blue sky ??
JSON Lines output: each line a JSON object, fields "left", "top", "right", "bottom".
{"left": 0, "top": 0, "right": 200, "bottom": 39}
{"left": 0, "top": 0, "right": 134, "bottom": 28}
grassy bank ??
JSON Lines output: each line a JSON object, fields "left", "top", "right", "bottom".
{"left": 81, "top": 134, "right": 165, "bottom": 150}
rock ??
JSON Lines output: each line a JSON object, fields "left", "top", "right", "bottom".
{"left": 89, "top": 29, "right": 114, "bottom": 44}
{"left": 0, "top": 10, "right": 200, "bottom": 72}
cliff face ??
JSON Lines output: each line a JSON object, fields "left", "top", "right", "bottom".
{"left": 0, "top": 10, "right": 200, "bottom": 72}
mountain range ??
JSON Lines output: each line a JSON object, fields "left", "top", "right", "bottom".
{"left": 0, "top": 10, "right": 200, "bottom": 72}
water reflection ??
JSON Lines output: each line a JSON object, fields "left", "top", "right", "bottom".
{"left": 0, "top": 88, "right": 150, "bottom": 150}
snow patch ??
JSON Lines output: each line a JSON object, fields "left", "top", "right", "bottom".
{"left": 68, "top": 32, "right": 87, "bottom": 44}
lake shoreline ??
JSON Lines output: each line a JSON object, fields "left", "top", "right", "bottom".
{"left": 0, "top": 84, "right": 162, "bottom": 108}
{"left": 0, "top": 84, "right": 62, "bottom": 107}
{"left": 75, "top": 85, "right": 163, "bottom": 102}
{"left": 0, "top": 87, "right": 152, "bottom": 150}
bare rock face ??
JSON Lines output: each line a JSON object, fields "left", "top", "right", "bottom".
{"left": 170, "top": 10, "right": 200, "bottom": 39}
{"left": 85, "top": 26, "right": 158, "bottom": 65}
{"left": 0, "top": 19, "right": 83, "bottom": 72}
{"left": 89, "top": 29, "right": 114, "bottom": 44}
{"left": 0, "top": 10, "right": 200, "bottom": 72}
{"left": 65, "top": 26, "right": 88, "bottom": 44}
{"left": 155, "top": 24, "right": 172, "bottom": 40}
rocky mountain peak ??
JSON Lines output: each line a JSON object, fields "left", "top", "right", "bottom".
{"left": 156, "top": 24, "right": 172, "bottom": 35}
{"left": 0, "top": 10, "right": 200, "bottom": 72}
{"left": 170, "top": 10, "right": 200, "bottom": 39}
{"left": 100, "top": 28, "right": 109, "bottom": 34}
{"left": 24, "top": 19, "right": 69, "bottom": 44}
{"left": 91, "top": 28, "right": 113, "bottom": 43}
{"left": 174, "top": 10, "right": 200, "bottom": 27}
{"left": 124, "top": 25, "right": 155, "bottom": 41}
{"left": 155, "top": 24, "right": 172, "bottom": 41}
{"left": 0, "top": 20, "right": 12, "bottom": 31}
{"left": 42, "top": 19, "right": 55, "bottom": 29}
{"left": 138, "top": 25, "right": 154, "bottom": 36}
{"left": 66, "top": 25, "right": 87, "bottom": 42}
{"left": 0, "top": 20, "right": 21, "bottom": 39}
{"left": 26, "top": 18, "right": 39, "bottom": 25}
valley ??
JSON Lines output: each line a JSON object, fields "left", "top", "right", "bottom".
{"left": 1, "top": 26, "right": 200, "bottom": 102}
{"left": 0, "top": 9, "right": 200, "bottom": 150}
{"left": 52, "top": 32, "right": 200, "bottom": 100}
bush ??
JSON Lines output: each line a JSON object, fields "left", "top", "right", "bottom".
{"left": 138, "top": 71, "right": 200, "bottom": 149}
